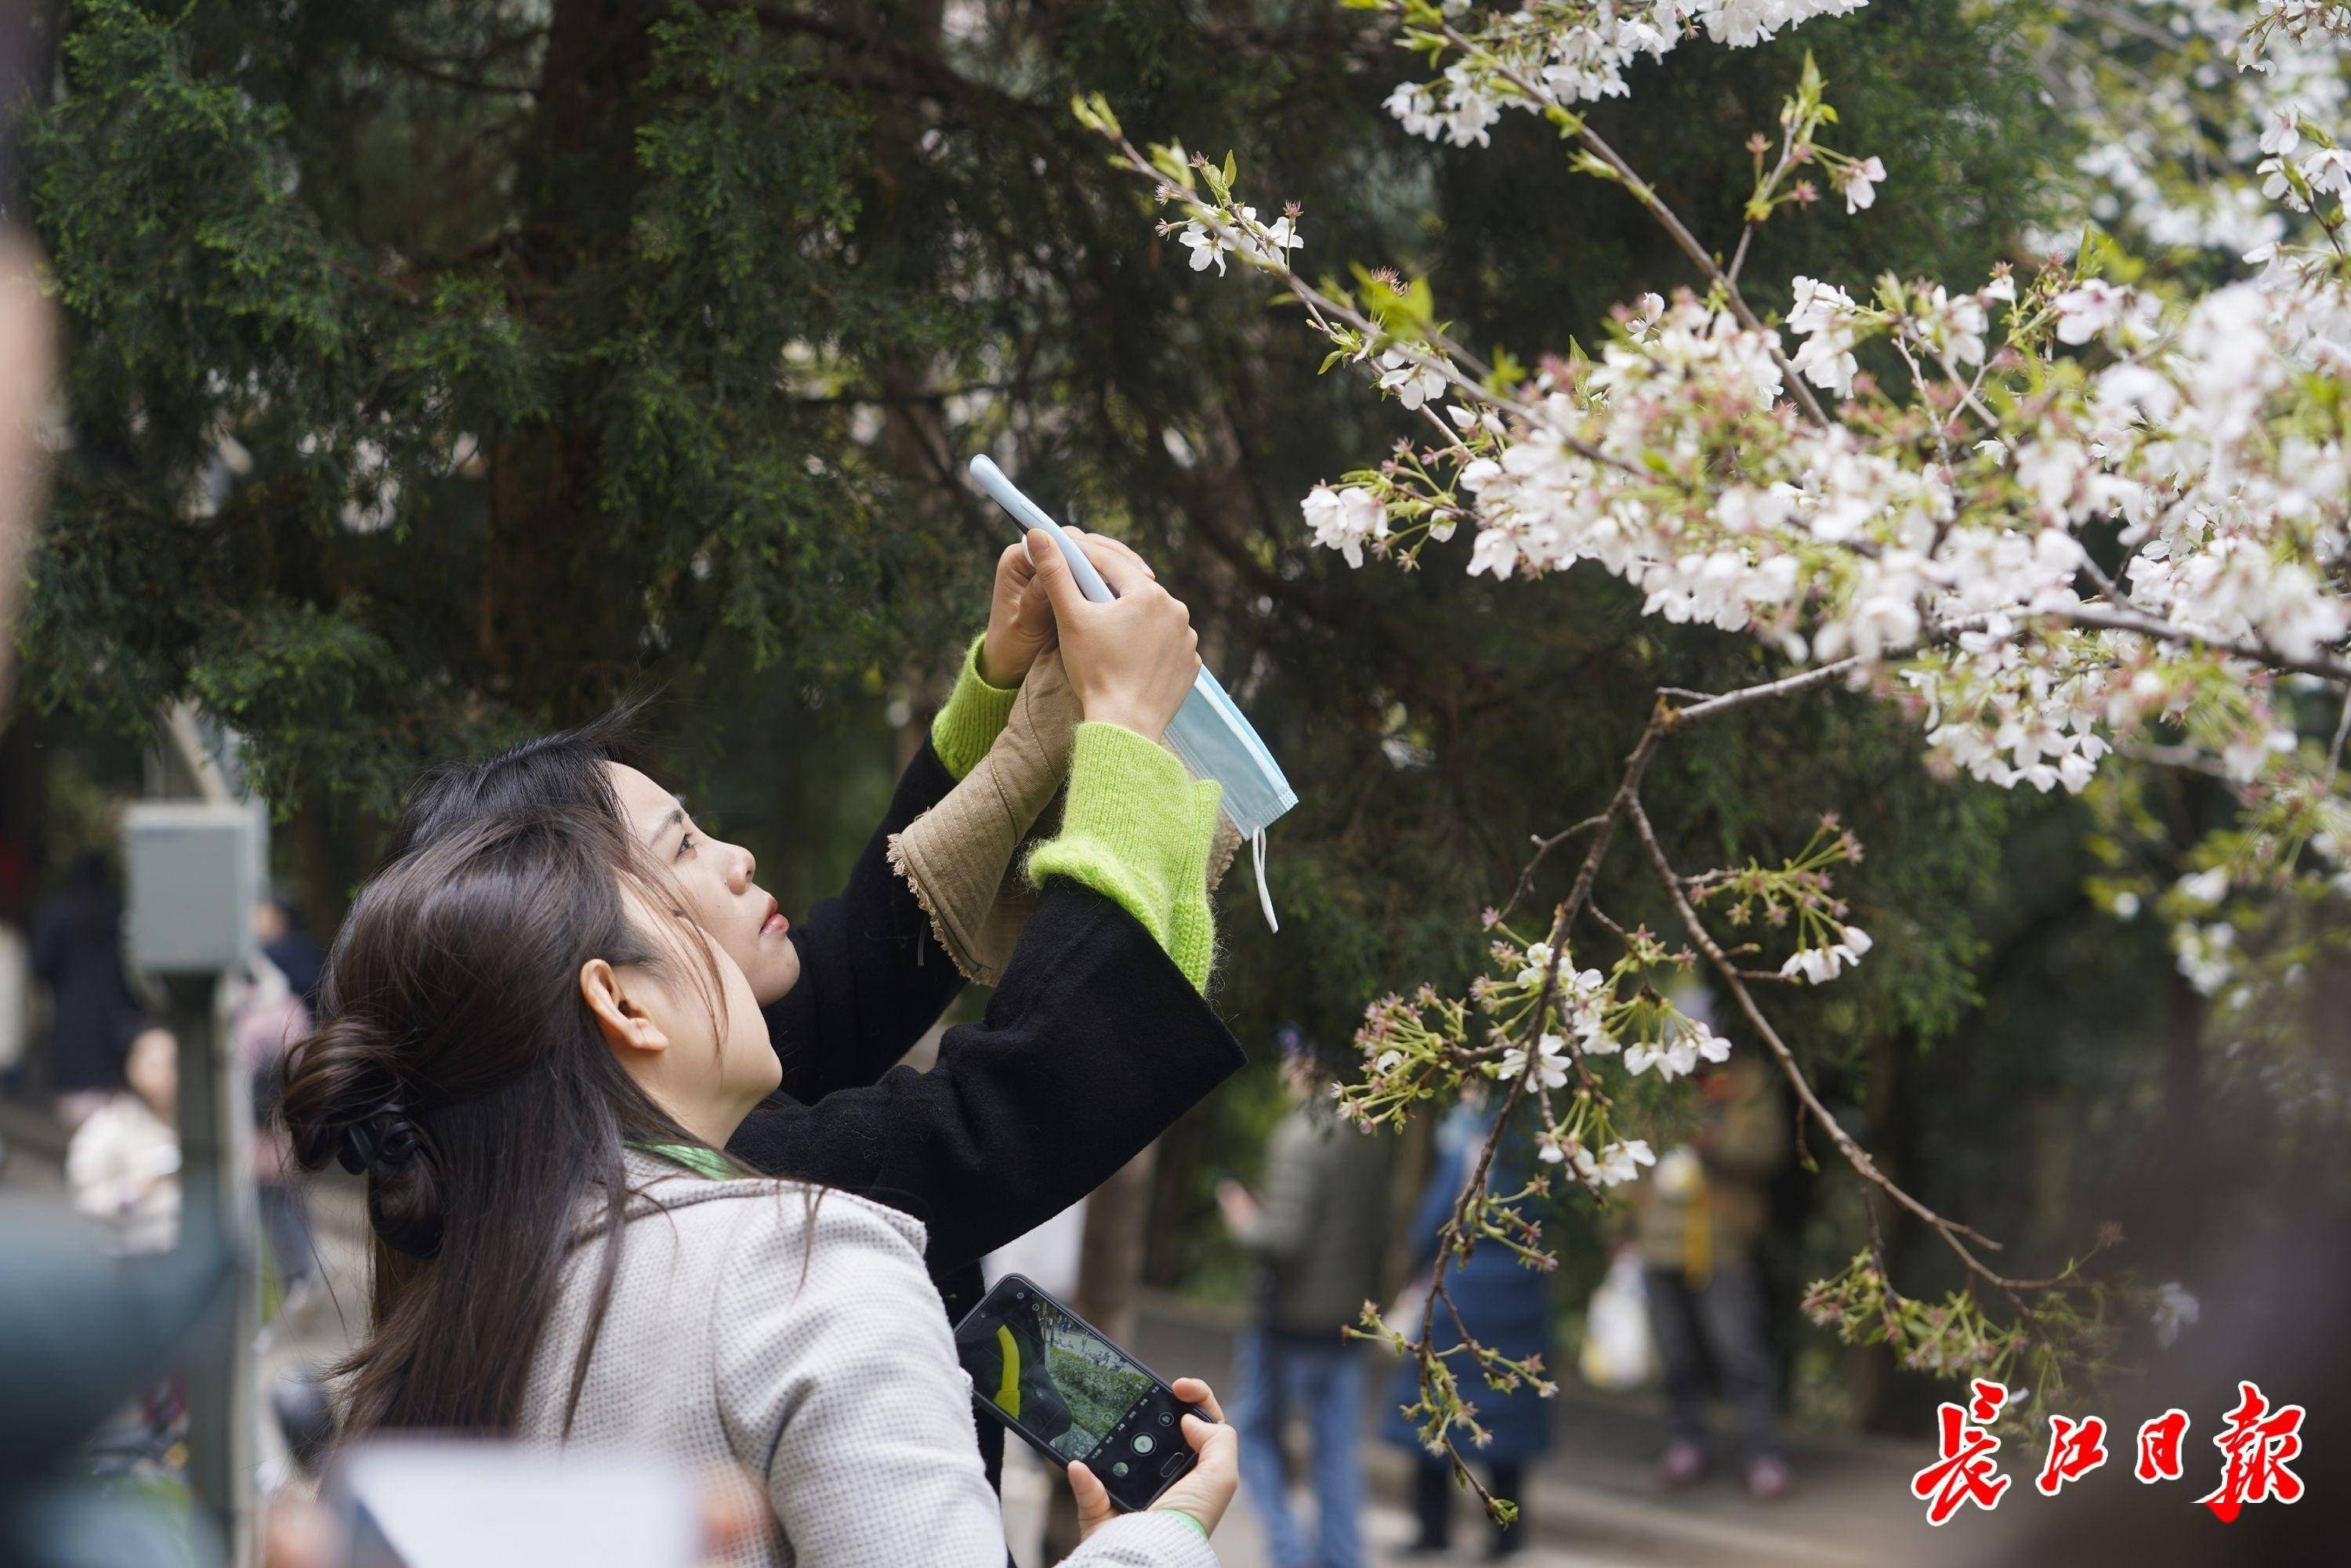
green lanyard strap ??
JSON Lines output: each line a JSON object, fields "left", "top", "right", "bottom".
{"left": 626, "top": 1141, "right": 737, "bottom": 1182}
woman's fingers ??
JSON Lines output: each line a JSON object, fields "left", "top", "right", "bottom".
{"left": 1067, "top": 1460, "right": 1115, "bottom": 1543}
{"left": 1170, "top": 1376, "right": 1225, "bottom": 1425}
{"left": 1181, "top": 1412, "right": 1225, "bottom": 1453}
{"left": 1151, "top": 1398, "right": 1241, "bottom": 1537}
{"left": 1064, "top": 527, "right": 1157, "bottom": 582}
{"left": 695, "top": 1465, "right": 767, "bottom": 1566}
{"left": 1080, "top": 541, "right": 1155, "bottom": 598}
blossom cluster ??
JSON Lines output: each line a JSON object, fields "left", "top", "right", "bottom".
{"left": 2056, "top": 2, "right": 2351, "bottom": 255}
{"left": 1380, "top": 1, "right": 1871, "bottom": 148}
{"left": 1125, "top": 8, "right": 2349, "bottom": 845}
{"left": 1285, "top": 174, "right": 2351, "bottom": 816}
{"left": 1342, "top": 917, "right": 1760, "bottom": 1194}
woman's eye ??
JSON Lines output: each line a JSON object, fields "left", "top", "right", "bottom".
{"left": 676, "top": 832, "right": 697, "bottom": 858}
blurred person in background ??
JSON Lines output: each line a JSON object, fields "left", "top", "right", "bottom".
{"left": 234, "top": 930, "right": 320, "bottom": 1308}
{"left": 1218, "top": 1025, "right": 1393, "bottom": 1568}
{"left": 253, "top": 893, "right": 326, "bottom": 1016}
{"left": 1386, "top": 1093, "right": 1554, "bottom": 1559}
{"left": 61, "top": 1022, "right": 194, "bottom": 1482}
{"left": 1630, "top": 1051, "right": 1791, "bottom": 1500}
{"left": 64, "top": 1022, "right": 181, "bottom": 1254}
{"left": 31, "top": 850, "right": 140, "bottom": 1129}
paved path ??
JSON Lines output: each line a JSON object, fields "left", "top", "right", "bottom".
{"left": 1127, "top": 1296, "right": 1940, "bottom": 1568}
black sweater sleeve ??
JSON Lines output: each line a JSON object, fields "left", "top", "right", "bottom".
{"left": 727, "top": 878, "right": 1248, "bottom": 1270}
{"left": 766, "top": 740, "right": 968, "bottom": 1102}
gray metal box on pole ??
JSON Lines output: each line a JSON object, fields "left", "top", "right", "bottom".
{"left": 126, "top": 802, "right": 263, "bottom": 974}
{"left": 125, "top": 798, "right": 264, "bottom": 1566}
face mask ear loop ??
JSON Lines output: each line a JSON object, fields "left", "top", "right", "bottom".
{"left": 1252, "top": 827, "right": 1279, "bottom": 932}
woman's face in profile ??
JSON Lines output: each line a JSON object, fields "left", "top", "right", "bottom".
{"left": 618, "top": 882, "right": 782, "bottom": 1123}
{"left": 604, "top": 762, "right": 801, "bottom": 1006}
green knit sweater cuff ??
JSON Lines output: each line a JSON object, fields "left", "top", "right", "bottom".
{"left": 929, "top": 632, "right": 1021, "bottom": 780}
{"left": 1025, "top": 722, "right": 1223, "bottom": 992}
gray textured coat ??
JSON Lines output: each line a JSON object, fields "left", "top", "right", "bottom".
{"left": 1232, "top": 1099, "right": 1393, "bottom": 1336}
{"left": 516, "top": 1155, "right": 1218, "bottom": 1568}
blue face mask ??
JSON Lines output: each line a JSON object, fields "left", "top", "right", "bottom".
{"left": 970, "top": 455, "right": 1297, "bottom": 929}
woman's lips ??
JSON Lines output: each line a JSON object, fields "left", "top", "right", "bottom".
{"left": 763, "top": 905, "right": 789, "bottom": 938}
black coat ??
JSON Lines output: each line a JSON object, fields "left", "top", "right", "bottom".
{"left": 31, "top": 885, "right": 138, "bottom": 1095}
{"left": 728, "top": 740, "right": 1247, "bottom": 1485}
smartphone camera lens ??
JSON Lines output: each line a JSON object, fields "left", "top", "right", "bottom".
{"left": 1014, "top": 1291, "right": 1028, "bottom": 1302}
{"left": 1157, "top": 1412, "right": 1174, "bottom": 1426}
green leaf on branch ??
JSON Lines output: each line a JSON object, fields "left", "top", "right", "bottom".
{"left": 1148, "top": 141, "right": 1195, "bottom": 190}
{"left": 2073, "top": 224, "right": 2145, "bottom": 285}
{"left": 1569, "top": 150, "right": 1620, "bottom": 184}
{"left": 1068, "top": 92, "right": 1121, "bottom": 140}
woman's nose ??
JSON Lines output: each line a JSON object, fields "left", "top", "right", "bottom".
{"left": 731, "top": 842, "right": 756, "bottom": 890}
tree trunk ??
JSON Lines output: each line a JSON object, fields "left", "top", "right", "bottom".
{"left": 482, "top": 0, "right": 655, "bottom": 722}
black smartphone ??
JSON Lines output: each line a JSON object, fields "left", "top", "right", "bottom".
{"left": 953, "top": 1273, "right": 1204, "bottom": 1512}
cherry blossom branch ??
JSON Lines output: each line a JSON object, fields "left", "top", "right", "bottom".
{"left": 1673, "top": 651, "right": 1871, "bottom": 720}
{"left": 2052, "top": 604, "right": 2351, "bottom": 685}
{"left": 1625, "top": 795, "right": 2052, "bottom": 1304}
{"left": 1497, "top": 813, "right": 1609, "bottom": 922}
{"left": 1099, "top": 127, "right": 1663, "bottom": 485}
{"left": 1366, "top": 611, "right": 2127, "bottom": 1483}
{"left": 1081, "top": 0, "right": 2351, "bottom": 1488}
{"left": 1433, "top": 18, "right": 1834, "bottom": 428}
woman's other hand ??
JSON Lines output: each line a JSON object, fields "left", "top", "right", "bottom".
{"left": 980, "top": 537, "right": 1057, "bottom": 687}
{"left": 980, "top": 527, "right": 1160, "bottom": 689}
{"left": 1067, "top": 1377, "right": 1239, "bottom": 1542}
{"left": 1022, "top": 528, "right": 1198, "bottom": 742}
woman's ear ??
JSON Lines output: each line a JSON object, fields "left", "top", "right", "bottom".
{"left": 580, "top": 958, "right": 672, "bottom": 1060}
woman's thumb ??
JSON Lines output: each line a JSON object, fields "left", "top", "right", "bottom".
{"left": 1066, "top": 1461, "right": 1115, "bottom": 1541}
{"left": 1025, "top": 530, "right": 1080, "bottom": 611}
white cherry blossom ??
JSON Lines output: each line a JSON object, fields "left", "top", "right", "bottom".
{"left": 1833, "top": 154, "right": 1886, "bottom": 213}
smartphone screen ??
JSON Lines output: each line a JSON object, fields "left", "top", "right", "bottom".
{"left": 953, "top": 1274, "right": 1197, "bottom": 1510}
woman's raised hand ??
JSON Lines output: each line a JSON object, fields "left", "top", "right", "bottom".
{"left": 980, "top": 537, "right": 1057, "bottom": 687}
{"left": 980, "top": 526, "right": 1162, "bottom": 689}
{"left": 1067, "top": 1377, "right": 1239, "bottom": 1544}
{"left": 1021, "top": 528, "right": 1199, "bottom": 743}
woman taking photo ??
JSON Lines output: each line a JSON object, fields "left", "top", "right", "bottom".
{"left": 279, "top": 802, "right": 1237, "bottom": 1566}
{"left": 391, "top": 525, "right": 1251, "bottom": 1486}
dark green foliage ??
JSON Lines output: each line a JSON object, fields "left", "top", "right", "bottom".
{"left": 19, "top": 0, "right": 963, "bottom": 812}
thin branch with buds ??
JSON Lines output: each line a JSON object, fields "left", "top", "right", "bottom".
{"left": 1433, "top": 18, "right": 1833, "bottom": 428}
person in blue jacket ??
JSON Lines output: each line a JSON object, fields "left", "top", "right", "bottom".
{"left": 1385, "top": 1093, "right": 1555, "bottom": 1559}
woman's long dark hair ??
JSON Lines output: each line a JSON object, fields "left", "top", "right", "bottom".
{"left": 389, "top": 698, "right": 652, "bottom": 859}
{"left": 278, "top": 805, "right": 731, "bottom": 1438}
